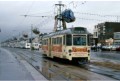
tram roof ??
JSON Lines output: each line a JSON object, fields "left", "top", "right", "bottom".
{"left": 42, "top": 27, "right": 89, "bottom": 38}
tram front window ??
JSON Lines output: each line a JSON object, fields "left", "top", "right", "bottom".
{"left": 73, "top": 35, "right": 86, "bottom": 46}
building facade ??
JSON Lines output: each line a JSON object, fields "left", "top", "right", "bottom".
{"left": 93, "top": 22, "right": 120, "bottom": 45}
{"left": 114, "top": 32, "right": 120, "bottom": 45}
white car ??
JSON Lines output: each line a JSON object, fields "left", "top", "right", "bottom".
{"left": 102, "top": 45, "right": 119, "bottom": 51}
{"left": 25, "top": 43, "right": 31, "bottom": 49}
{"left": 32, "top": 43, "right": 40, "bottom": 50}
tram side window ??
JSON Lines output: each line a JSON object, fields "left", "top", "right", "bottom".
{"left": 60, "top": 37, "right": 62, "bottom": 44}
{"left": 63, "top": 35, "right": 65, "bottom": 45}
{"left": 46, "top": 39, "right": 48, "bottom": 45}
{"left": 66, "top": 35, "right": 72, "bottom": 46}
{"left": 45, "top": 40, "right": 46, "bottom": 45}
{"left": 52, "top": 38, "right": 57, "bottom": 44}
{"left": 52, "top": 38, "right": 54, "bottom": 44}
{"left": 42, "top": 40, "right": 44, "bottom": 45}
{"left": 58, "top": 37, "right": 62, "bottom": 44}
{"left": 44, "top": 39, "right": 48, "bottom": 45}
{"left": 57, "top": 37, "right": 59, "bottom": 44}
{"left": 55, "top": 38, "right": 57, "bottom": 44}
{"left": 42, "top": 40, "right": 46, "bottom": 45}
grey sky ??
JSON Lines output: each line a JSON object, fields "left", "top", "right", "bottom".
{"left": 0, "top": 1, "right": 120, "bottom": 42}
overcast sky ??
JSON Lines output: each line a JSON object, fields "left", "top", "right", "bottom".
{"left": 0, "top": 1, "right": 120, "bottom": 42}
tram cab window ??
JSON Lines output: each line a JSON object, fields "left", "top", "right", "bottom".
{"left": 66, "top": 35, "right": 72, "bottom": 46}
{"left": 73, "top": 35, "right": 86, "bottom": 45}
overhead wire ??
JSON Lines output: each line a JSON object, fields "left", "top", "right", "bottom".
{"left": 13, "top": 1, "right": 36, "bottom": 38}
{"left": 75, "top": 12, "right": 120, "bottom": 17}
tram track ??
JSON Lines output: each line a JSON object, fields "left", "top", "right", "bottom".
{"left": 7, "top": 48, "right": 90, "bottom": 80}
{"left": 11, "top": 50, "right": 50, "bottom": 80}
{"left": 15, "top": 50, "right": 86, "bottom": 80}
{"left": 6, "top": 48, "right": 118, "bottom": 80}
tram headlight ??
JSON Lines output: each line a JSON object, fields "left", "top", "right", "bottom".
{"left": 69, "top": 54, "right": 71, "bottom": 56}
{"left": 68, "top": 49, "right": 72, "bottom": 53}
{"left": 88, "top": 50, "right": 90, "bottom": 53}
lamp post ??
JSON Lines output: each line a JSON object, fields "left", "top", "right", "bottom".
{"left": 30, "top": 24, "right": 34, "bottom": 63}
{"left": 31, "top": 24, "right": 33, "bottom": 51}
{"left": 0, "top": 28, "right": 1, "bottom": 47}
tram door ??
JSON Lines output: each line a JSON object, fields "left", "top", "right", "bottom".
{"left": 48, "top": 38, "right": 51, "bottom": 57}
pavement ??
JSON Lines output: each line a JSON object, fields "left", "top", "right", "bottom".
{"left": 0, "top": 47, "right": 48, "bottom": 81}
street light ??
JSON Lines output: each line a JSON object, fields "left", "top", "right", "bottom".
{"left": 31, "top": 24, "right": 33, "bottom": 51}
{"left": 0, "top": 28, "right": 1, "bottom": 47}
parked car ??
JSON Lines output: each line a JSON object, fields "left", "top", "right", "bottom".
{"left": 111, "top": 45, "right": 119, "bottom": 51}
{"left": 116, "top": 46, "right": 120, "bottom": 51}
{"left": 25, "top": 43, "right": 31, "bottom": 49}
{"left": 91, "top": 45, "right": 95, "bottom": 50}
{"left": 32, "top": 43, "right": 40, "bottom": 50}
{"left": 101, "top": 45, "right": 119, "bottom": 51}
{"left": 101, "top": 45, "right": 109, "bottom": 51}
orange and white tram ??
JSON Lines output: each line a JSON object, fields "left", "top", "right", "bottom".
{"left": 41, "top": 27, "right": 90, "bottom": 63}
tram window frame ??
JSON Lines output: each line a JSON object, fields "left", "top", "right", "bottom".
{"left": 53, "top": 38, "right": 56, "bottom": 44}
{"left": 66, "top": 34, "right": 72, "bottom": 46}
{"left": 52, "top": 38, "right": 56, "bottom": 44}
{"left": 63, "top": 35, "right": 65, "bottom": 45}
{"left": 58, "top": 37, "right": 62, "bottom": 44}
{"left": 45, "top": 39, "right": 48, "bottom": 45}
{"left": 42, "top": 40, "right": 44, "bottom": 45}
{"left": 56, "top": 37, "right": 59, "bottom": 44}
{"left": 43, "top": 40, "right": 45, "bottom": 45}
{"left": 59, "top": 37, "right": 62, "bottom": 44}
{"left": 52, "top": 38, "right": 54, "bottom": 44}
{"left": 57, "top": 37, "right": 59, "bottom": 44}
{"left": 55, "top": 38, "right": 57, "bottom": 44}
{"left": 45, "top": 40, "right": 47, "bottom": 45}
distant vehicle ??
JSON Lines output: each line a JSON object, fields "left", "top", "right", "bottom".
{"left": 101, "top": 45, "right": 119, "bottom": 51}
{"left": 19, "top": 42, "right": 25, "bottom": 49}
{"left": 116, "top": 46, "right": 120, "bottom": 51}
{"left": 39, "top": 43, "right": 42, "bottom": 48}
{"left": 111, "top": 45, "right": 119, "bottom": 51}
{"left": 101, "top": 45, "right": 111, "bottom": 51}
{"left": 32, "top": 43, "right": 40, "bottom": 50}
{"left": 25, "top": 43, "right": 31, "bottom": 49}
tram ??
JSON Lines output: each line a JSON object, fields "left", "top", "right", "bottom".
{"left": 41, "top": 27, "right": 90, "bottom": 63}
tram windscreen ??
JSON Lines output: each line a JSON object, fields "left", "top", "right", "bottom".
{"left": 73, "top": 35, "right": 86, "bottom": 45}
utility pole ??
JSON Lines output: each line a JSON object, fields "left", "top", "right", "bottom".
{"left": 30, "top": 24, "right": 34, "bottom": 63}
{"left": 0, "top": 28, "right": 1, "bottom": 32}
{"left": 31, "top": 24, "right": 33, "bottom": 51}
{"left": 55, "top": 1, "right": 64, "bottom": 31}
{"left": 0, "top": 28, "right": 1, "bottom": 47}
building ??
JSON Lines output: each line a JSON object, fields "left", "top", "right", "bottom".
{"left": 114, "top": 32, "right": 120, "bottom": 45}
{"left": 93, "top": 24, "right": 100, "bottom": 45}
{"left": 93, "top": 22, "right": 120, "bottom": 45}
